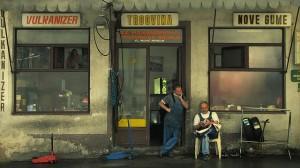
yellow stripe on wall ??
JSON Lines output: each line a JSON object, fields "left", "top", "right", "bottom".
{"left": 118, "top": 119, "right": 147, "bottom": 127}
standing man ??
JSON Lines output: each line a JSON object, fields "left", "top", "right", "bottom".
{"left": 159, "top": 84, "right": 188, "bottom": 157}
{"left": 194, "top": 101, "right": 220, "bottom": 160}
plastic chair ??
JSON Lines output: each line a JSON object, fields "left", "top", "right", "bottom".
{"left": 194, "top": 131, "right": 222, "bottom": 159}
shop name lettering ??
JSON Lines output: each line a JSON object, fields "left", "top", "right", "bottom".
{"left": 237, "top": 14, "right": 289, "bottom": 25}
{"left": 26, "top": 15, "right": 79, "bottom": 25}
{"left": 0, "top": 14, "right": 5, "bottom": 112}
{"left": 126, "top": 15, "right": 173, "bottom": 26}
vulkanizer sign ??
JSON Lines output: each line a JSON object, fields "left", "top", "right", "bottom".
{"left": 22, "top": 13, "right": 81, "bottom": 27}
{"left": 0, "top": 10, "right": 7, "bottom": 112}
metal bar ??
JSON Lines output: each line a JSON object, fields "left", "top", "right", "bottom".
{"left": 241, "top": 140, "right": 289, "bottom": 145}
{"left": 285, "top": 6, "right": 300, "bottom": 73}
{"left": 287, "top": 111, "right": 292, "bottom": 160}
{"left": 211, "top": 8, "right": 217, "bottom": 45}
{"left": 2, "top": 10, "right": 14, "bottom": 73}
{"left": 210, "top": 8, "right": 217, "bottom": 72}
{"left": 242, "top": 106, "right": 290, "bottom": 111}
{"left": 51, "top": 133, "right": 54, "bottom": 152}
{"left": 240, "top": 108, "right": 244, "bottom": 158}
{"left": 287, "top": 111, "right": 292, "bottom": 144}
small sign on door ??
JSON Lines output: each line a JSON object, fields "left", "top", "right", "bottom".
{"left": 291, "top": 70, "right": 300, "bottom": 82}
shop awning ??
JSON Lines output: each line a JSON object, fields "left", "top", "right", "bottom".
{"left": 0, "top": 0, "right": 300, "bottom": 12}
{"left": 0, "top": 0, "right": 108, "bottom": 12}
{"left": 113, "top": 0, "right": 299, "bottom": 11}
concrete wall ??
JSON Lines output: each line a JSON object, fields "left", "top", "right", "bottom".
{"left": 180, "top": 7, "right": 300, "bottom": 153}
{"left": 0, "top": 9, "right": 111, "bottom": 161}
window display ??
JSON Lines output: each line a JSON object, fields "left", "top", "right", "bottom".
{"left": 14, "top": 29, "right": 90, "bottom": 114}
{"left": 209, "top": 28, "right": 284, "bottom": 111}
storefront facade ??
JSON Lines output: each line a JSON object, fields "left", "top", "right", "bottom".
{"left": 1, "top": 0, "right": 300, "bottom": 161}
{"left": 0, "top": 0, "right": 112, "bottom": 161}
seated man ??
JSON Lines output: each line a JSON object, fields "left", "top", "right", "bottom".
{"left": 193, "top": 101, "right": 220, "bottom": 161}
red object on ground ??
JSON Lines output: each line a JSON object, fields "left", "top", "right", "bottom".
{"left": 32, "top": 134, "right": 57, "bottom": 164}
{"left": 32, "top": 152, "right": 57, "bottom": 164}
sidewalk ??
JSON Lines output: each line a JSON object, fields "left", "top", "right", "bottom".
{"left": 0, "top": 155, "right": 299, "bottom": 168}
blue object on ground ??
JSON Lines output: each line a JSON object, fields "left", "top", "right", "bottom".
{"left": 105, "top": 151, "right": 131, "bottom": 160}
{"left": 105, "top": 118, "right": 135, "bottom": 160}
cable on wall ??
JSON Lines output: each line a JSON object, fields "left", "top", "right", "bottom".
{"left": 285, "top": 6, "right": 300, "bottom": 73}
{"left": 93, "top": 0, "right": 113, "bottom": 56}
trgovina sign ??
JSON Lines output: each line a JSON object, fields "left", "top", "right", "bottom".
{"left": 121, "top": 13, "right": 179, "bottom": 27}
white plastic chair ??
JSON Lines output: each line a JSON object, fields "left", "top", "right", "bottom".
{"left": 194, "top": 131, "right": 222, "bottom": 159}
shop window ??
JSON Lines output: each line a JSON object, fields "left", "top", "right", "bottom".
{"left": 209, "top": 28, "right": 284, "bottom": 111}
{"left": 14, "top": 29, "right": 90, "bottom": 114}
{"left": 212, "top": 46, "right": 246, "bottom": 68}
{"left": 248, "top": 46, "right": 282, "bottom": 69}
{"left": 209, "top": 28, "right": 282, "bottom": 43}
{"left": 210, "top": 71, "right": 283, "bottom": 111}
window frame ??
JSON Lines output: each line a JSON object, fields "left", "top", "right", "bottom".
{"left": 208, "top": 27, "right": 286, "bottom": 113}
{"left": 13, "top": 28, "right": 91, "bottom": 115}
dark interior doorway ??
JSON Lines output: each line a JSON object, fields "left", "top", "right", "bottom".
{"left": 149, "top": 46, "right": 180, "bottom": 146}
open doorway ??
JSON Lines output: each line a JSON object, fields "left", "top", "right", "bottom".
{"left": 114, "top": 45, "right": 184, "bottom": 146}
{"left": 149, "top": 46, "right": 181, "bottom": 146}
{"left": 113, "top": 26, "right": 189, "bottom": 147}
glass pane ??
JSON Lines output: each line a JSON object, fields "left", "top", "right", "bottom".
{"left": 221, "top": 47, "right": 245, "bottom": 68}
{"left": 149, "top": 46, "right": 179, "bottom": 95}
{"left": 249, "top": 46, "right": 282, "bottom": 69}
{"left": 53, "top": 47, "right": 89, "bottom": 69}
{"left": 15, "top": 72, "right": 89, "bottom": 112}
{"left": 210, "top": 71, "right": 283, "bottom": 111}
{"left": 210, "top": 46, "right": 246, "bottom": 68}
{"left": 16, "top": 47, "right": 50, "bottom": 69}
{"left": 210, "top": 29, "right": 282, "bottom": 43}
{"left": 118, "top": 48, "right": 147, "bottom": 123}
{"left": 17, "top": 29, "right": 89, "bottom": 44}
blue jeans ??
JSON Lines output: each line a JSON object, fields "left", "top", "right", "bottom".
{"left": 160, "top": 125, "right": 181, "bottom": 155}
{"left": 200, "top": 127, "right": 217, "bottom": 155}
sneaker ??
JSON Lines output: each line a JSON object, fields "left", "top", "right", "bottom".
{"left": 159, "top": 151, "right": 169, "bottom": 158}
{"left": 202, "top": 155, "right": 210, "bottom": 161}
{"left": 167, "top": 152, "right": 175, "bottom": 158}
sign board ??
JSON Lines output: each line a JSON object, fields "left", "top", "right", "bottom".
{"left": 295, "top": 32, "right": 300, "bottom": 64}
{"left": 116, "top": 29, "right": 182, "bottom": 43}
{"left": 0, "top": 10, "right": 8, "bottom": 112}
{"left": 233, "top": 13, "right": 292, "bottom": 27}
{"left": 121, "top": 13, "right": 178, "bottom": 27}
{"left": 291, "top": 70, "right": 300, "bottom": 82}
{"left": 22, "top": 13, "right": 80, "bottom": 27}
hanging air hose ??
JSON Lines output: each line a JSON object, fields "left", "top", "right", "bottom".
{"left": 110, "top": 70, "right": 118, "bottom": 107}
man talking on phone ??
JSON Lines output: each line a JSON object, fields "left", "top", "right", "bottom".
{"left": 159, "top": 83, "right": 188, "bottom": 157}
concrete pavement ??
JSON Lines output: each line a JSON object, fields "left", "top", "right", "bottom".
{"left": 0, "top": 155, "right": 299, "bottom": 168}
